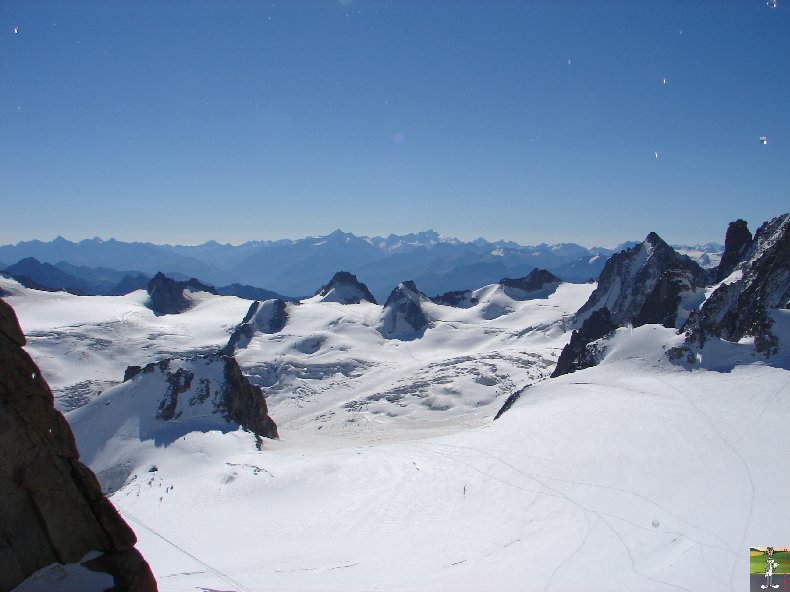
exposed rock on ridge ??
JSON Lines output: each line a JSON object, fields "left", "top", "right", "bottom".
{"left": 0, "top": 298, "right": 157, "bottom": 591}
{"left": 146, "top": 271, "right": 218, "bottom": 315}
{"left": 552, "top": 308, "right": 618, "bottom": 378}
{"left": 315, "top": 271, "right": 377, "bottom": 304}
{"left": 223, "top": 299, "right": 289, "bottom": 354}
{"left": 680, "top": 213, "right": 789, "bottom": 358}
{"left": 499, "top": 269, "right": 561, "bottom": 300}
{"left": 715, "top": 219, "right": 753, "bottom": 283}
{"left": 575, "top": 232, "right": 707, "bottom": 328}
{"left": 380, "top": 281, "right": 430, "bottom": 339}
{"left": 553, "top": 233, "right": 707, "bottom": 378}
{"left": 122, "top": 354, "right": 278, "bottom": 444}
{"left": 430, "top": 289, "right": 479, "bottom": 308}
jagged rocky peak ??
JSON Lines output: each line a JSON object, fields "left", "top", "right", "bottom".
{"left": 0, "top": 298, "right": 157, "bottom": 591}
{"left": 145, "top": 271, "right": 218, "bottom": 315}
{"left": 715, "top": 219, "right": 754, "bottom": 283}
{"left": 121, "top": 354, "right": 278, "bottom": 444}
{"left": 575, "top": 231, "right": 707, "bottom": 329}
{"left": 315, "top": 271, "right": 377, "bottom": 304}
{"left": 380, "top": 281, "right": 430, "bottom": 339}
{"left": 677, "top": 213, "right": 789, "bottom": 360}
{"left": 552, "top": 307, "right": 618, "bottom": 378}
{"left": 499, "top": 268, "right": 562, "bottom": 300}
{"left": 223, "top": 298, "right": 289, "bottom": 354}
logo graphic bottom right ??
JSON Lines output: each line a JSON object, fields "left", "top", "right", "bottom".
{"left": 751, "top": 547, "right": 790, "bottom": 591}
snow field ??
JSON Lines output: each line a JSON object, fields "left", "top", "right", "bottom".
{"left": 113, "top": 352, "right": 789, "bottom": 591}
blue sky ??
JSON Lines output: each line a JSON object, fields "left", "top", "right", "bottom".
{"left": 1, "top": 1, "right": 788, "bottom": 247}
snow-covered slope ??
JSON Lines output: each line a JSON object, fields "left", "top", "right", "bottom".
{"left": 68, "top": 353, "right": 277, "bottom": 495}
{"left": 0, "top": 276, "right": 251, "bottom": 410}
{"left": 231, "top": 281, "right": 593, "bottom": 437}
{"left": 101, "top": 326, "right": 789, "bottom": 592}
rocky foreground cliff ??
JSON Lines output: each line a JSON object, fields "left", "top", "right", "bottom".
{"left": 0, "top": 298, "right": 157, "bottom": 591}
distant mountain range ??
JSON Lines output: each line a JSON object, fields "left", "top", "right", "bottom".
{"left": 0, "top": 230, "right": 723, "bottom": 301}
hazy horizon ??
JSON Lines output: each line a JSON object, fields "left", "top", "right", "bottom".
{"left": 2, "top": 2, "right": 788, "bottom": 248}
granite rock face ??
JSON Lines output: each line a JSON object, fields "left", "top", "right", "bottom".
{"left": 715, "top": 219, "right": 753, "bottom": 283}
{"left": 551, "top": 307, "right": 618, "bottom": 378}
{"left": 146, "top": 271, "right": 218, "bottom": 315}
{"left": 0, "top": 298, "right": 157, "bottom": 592}
{"left": 223, "top": 298, "right": 289, "bottom": 354}
{"left": 553, "top": 233, "right": 706, "bottom": 378}
{"left": 315, "top": 271, "right": 377, "bottom": 304}
{"left": 680, "top": 213, "right": 789, "bottom": 358}
{"left": 380, "top": 281, "right": 430, "bottom": 339}
{"left": 499, "top": 268, "right": 561, "bottom": 299}
{"left": 575, "top": 232, "right": 707, "bottom": 329}
{"left": 122, "top": 355, "right": 279, "bottom": 443}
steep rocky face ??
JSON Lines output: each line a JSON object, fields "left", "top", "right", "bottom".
{"left": 314, "top": 271, "right": 377, "bottom": 304}
{"left": 380, "top": 281, "right": 430, "bottom": 339}
{"left": 575, "top": 232, "right": 707, "bottom": 329}
{"left": 223, "top": 299, "right": 289, "bottom": 354}
{"left": 715, "top": 219, "right": 753, "bottom": 283}
{"left": 552, "top": 307, "right": 618, "bottom": 378}
{"left": 499, "top": 268, "right": 561, "bottom": 300}
{"left": 0, "top": 298, "right": 157, "bottom": 592}
{"left": 680, "top": 213, "right": 789, "bottom": 358}
{"left": 121, "top": 355, "right": 278, "bottom": 444}
{"left": 146, "top": 272, "right": 218, "bottom": 315}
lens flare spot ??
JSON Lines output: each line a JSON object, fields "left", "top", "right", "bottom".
{"left": 392, "top": 131, "right": 405, "bottom": 145}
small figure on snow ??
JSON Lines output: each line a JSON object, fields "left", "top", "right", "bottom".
{"left": 761, "top": 547, "right": 780, "bottom": 590}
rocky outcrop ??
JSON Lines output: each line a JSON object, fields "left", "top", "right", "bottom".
{"left": 552, "top": 233, "right": 707, "bottom": 378}
{"left": 222, "top": 355, "right": 279, "bottom": 442}
{"left": 0, "top": 298, "right": 157, "bottom": 592}
{"left": 430, "top": 289, "right": 479, "bottom": 308}
{"left": 145, "top": 272, "right": 218, "bottom": 315}
{"left": 678, "top": 213, "right": 789, "bottom": 359}
{"left": 314, "top": 271, "right": 377, "bottom": 304}
{"left": 499, "top": 269, "right": 561, "bottom": 300}
{"left": 223, "top": 299, "right": 289, "bottom": 354}
{"left": 552, "top": 307, "right": 618, "bottom": 378}
{"left": 715, "top": 219, "right": 753, "bottom": 283}
{"left": 120, "top": 355, "right": 278, "bottom": 444}
{"left": 380, "top": 281, "right": 430, "bottom": 339}
{"left": 575, "top": 232, "right": 707, "bottom": 329}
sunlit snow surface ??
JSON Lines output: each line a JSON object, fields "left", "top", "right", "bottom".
{"left": 1, "top": 277, "right": 251, "bottom": 410}
{"left": 112, "top": 349, "right": 789, "bottom": 592}
{"left": 235, "top": 282, "right": 591, "bottom": 437}
{"left": 4, "top": 274, "right": 789, "bottom": 591}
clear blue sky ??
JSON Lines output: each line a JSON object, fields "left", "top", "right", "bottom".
{"left": 1, "top": 1, "right": 788, "bottom": 247}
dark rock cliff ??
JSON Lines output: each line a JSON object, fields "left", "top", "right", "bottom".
{"left": 0, "top": 298, "right": 157, "bottom": 591}
{"left": 715, "top": 219, "right": 753, "bottom": 283}
{"left": 575, "top": 232, "right": 707, "bottom": 328}
{"left": 499, "top": 268, "right": 561, "bottom": 296}
{"left": 146, "top": 272, "right": 218, "bottom": 315}
{"left": 380, "top": 281, "right": 430, "bottom": 339}
{"left": 122, "top": 355, "right": 278, "bottom": 443}
{"left": 552, "top": 307, "right": 618, "bottom": 378}
{"left": 223, "top": 298, "right": 289, "bottom": 354}
{"left": 315, "top": 271, "right": 377, "bottom": 304}
{"left": 680, "top": 213, "right": 789, "bottom": 358}
{"left": 430, "top": 289, "right": 479, "bottom": 308}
